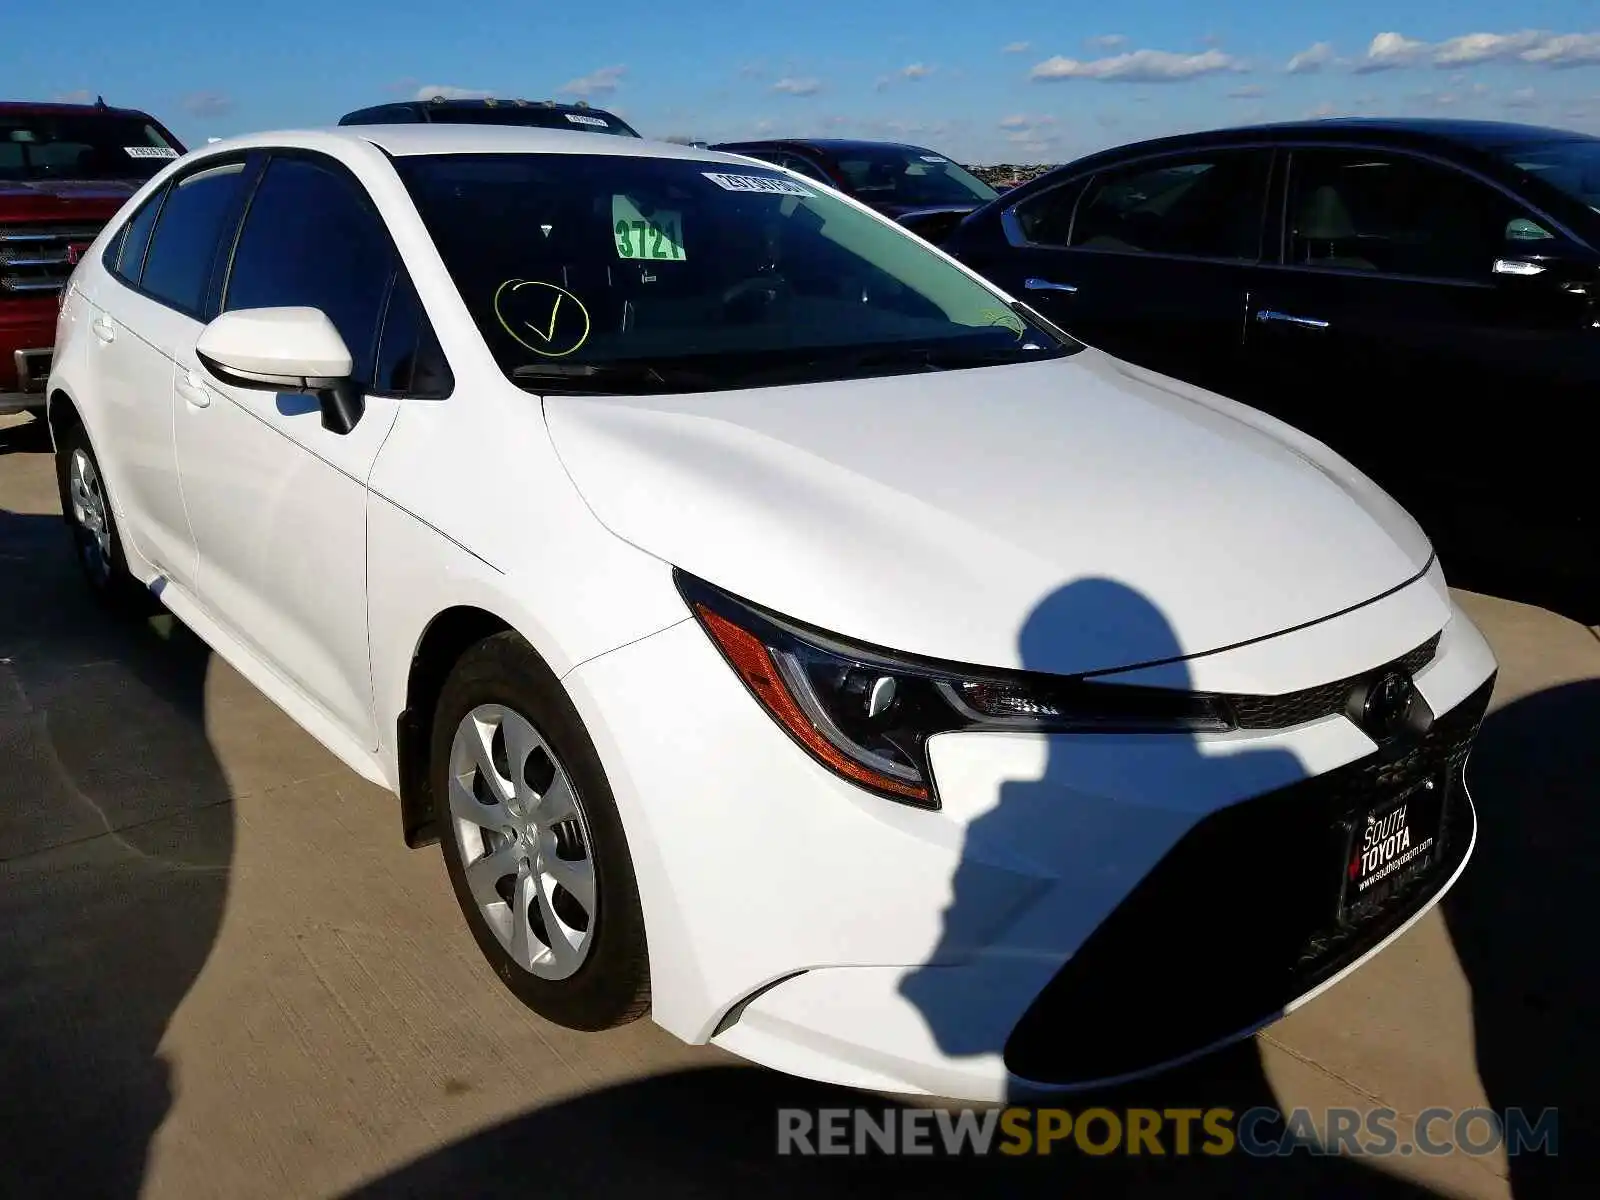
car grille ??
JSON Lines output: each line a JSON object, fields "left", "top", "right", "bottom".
{"left": 1002, "top": 672, "right": 1493, "bottom": 1086}
{"left": 1226, "top": 632, "right": 1441, "bottom": 730}
{"left": 0, "top": 223, "right": 104, "bottom": 295}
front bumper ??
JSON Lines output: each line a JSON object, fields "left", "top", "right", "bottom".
{"left": 1, "top": 296, "right": 57, "bottom": 412}
{"left": 564, "top": 590, "right": 1498, "bottom": 1101}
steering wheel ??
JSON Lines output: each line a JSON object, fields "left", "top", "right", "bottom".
{"left": 718, "top": 273, "right": 794, "bottom": 321}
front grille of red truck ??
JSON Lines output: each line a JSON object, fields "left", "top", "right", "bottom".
{"left": 0, "top": 223, "right": 105, "bottom": 295}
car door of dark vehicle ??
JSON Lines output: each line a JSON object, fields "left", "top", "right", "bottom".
{"left": 1243, "top": 145, "right": 1600, "bottom": 599}
{"left": 955, "top": 147, "right": 1270, "bottom": 395}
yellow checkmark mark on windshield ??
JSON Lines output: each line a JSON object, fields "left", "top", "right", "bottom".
{"left": 524, "top": 292, "right": 562, "bottom": 342}
{"left": 492, "top": 279, "right": 592, "bottom": 358}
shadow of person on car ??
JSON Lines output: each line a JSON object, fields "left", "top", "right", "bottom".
{"left": 0, "top": 505, "right": 233, "bottom": 1199}
{"left": 342, "top": 579, "right": 1441, "bottom": 1198}
{"left": 1442, "top": 678, "right": 1599, "bottom": 1199}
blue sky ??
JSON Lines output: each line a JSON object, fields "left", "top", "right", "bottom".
{"left": 12, "top": 1, "right": 1600, "bottom": 162}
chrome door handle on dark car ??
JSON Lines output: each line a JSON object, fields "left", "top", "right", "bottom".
{"left": 1255, "top": 309, "right": 1330, "bottom": 330}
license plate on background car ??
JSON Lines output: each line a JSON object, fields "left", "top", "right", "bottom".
{"left": 1337, "top": 776, "right": 1446, "bottom": 923}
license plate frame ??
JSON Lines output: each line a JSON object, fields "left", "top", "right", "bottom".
{"left": 1336, "top": 774, "right": 1447, "bottom": 925}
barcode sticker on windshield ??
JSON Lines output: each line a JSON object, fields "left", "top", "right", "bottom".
{"left": 920, "top": 155, "right": 948, "bottom": 163}
{"left": 125, "top": 146, "right": 179, "bottom": 159}
{"left": 702, "top": 171, "right": 813, "bottom": 196}
{"left": 565, "top": 113, "right": 609, "bottom": 127}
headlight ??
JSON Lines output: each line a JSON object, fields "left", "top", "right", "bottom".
{"left": 676, "top": 571, "right": 1235, "bottom": 809}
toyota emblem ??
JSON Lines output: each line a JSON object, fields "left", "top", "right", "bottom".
{"left": 1353, "top": 669, "right": 1417, "bottom": 740}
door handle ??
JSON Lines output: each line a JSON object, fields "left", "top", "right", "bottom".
{"left": 176, "top": 368, "right": 212, "bottom": 408}
{"left": 90, "top": 315, "right": 115, "bottom": 343}
{"left": 1255, "top": 309, "right": 1330, "bottom": 330}
{"left": 1024, "top": 277, "right": 1079, "bottom": 294}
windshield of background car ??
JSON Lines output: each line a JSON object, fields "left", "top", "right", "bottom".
{"left": 394, "top": 153, "right": 1072, "bottom": 390}
{"left": 1499, "top": 138, "right": 1600, "bottom": 210}
{"left": 832, "top": 148, "right": 1000, "bottom": 208}
{"left": 426, "top": 108, "right": 641, "bottom": 137}
{"left": 0, "top": 113, "right": 182, "bottom": 181}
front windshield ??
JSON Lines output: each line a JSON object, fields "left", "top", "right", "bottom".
{"left": 427, "top": 108, "right": 641, "bottom": 138}
{"left": 0, "top": 112, "right": 183, "bottom": 182}
{"left": 832, "top": 147, "right": 999, "bottom": 208}
{"left": 1498, "top": 138, "right": 1600, "bottom": 210}
{"left": 395, "top": 153, "right": 1072, "bottom": 391}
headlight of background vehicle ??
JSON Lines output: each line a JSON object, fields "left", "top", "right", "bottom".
{"left": 675, "top": 571, "right": 1236, "bottom": 809}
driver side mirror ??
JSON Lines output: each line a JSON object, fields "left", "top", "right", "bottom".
{"left": 196, "top": 307, "right": 365, "bottom": 435}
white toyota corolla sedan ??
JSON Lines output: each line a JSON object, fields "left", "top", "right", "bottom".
{"left": 46, "top": 125, "right": 1498, "bottom": 1101}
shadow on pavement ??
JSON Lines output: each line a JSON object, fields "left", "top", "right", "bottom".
{"left": 0, "top": 502, "right": 234, "bottom": 1198}
{"left": 0, "top": 414, "right": 52, "bottom": 457}
{"left": 1443, "top": 680, "right": 1598, "bottom": 1199}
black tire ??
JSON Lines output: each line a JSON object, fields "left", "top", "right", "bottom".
{"left": 52, "top": 419, "right": 145, "bottom": 612}
{"left": 430, "top": 631, "right": 650, "bottom": 1030}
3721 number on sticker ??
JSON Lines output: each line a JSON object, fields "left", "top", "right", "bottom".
{"left": 613, "top": 196, "right": 686, "bottom": 261}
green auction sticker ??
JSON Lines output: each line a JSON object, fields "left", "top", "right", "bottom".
{"left": 613, "top": 195, "right": 686, "bottom": 261}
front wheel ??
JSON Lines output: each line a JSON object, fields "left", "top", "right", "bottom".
{"left": 430, "top": 631, "right": 650, "bottom": 1030}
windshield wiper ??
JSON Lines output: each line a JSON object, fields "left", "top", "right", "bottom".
{"left": 731, "top": 340, "right": 1059, "bottom": 388}
{"left": 510, "top": 362, "right": 716, "bottom": 394}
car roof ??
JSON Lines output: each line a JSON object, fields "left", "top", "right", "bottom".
{"left": 0, "top": 100, "right": 159, "bottom": 120}
{"left": 196, "top": 123, "right": 759, "bottom": 164}
{"left": 344, "top": 97, "right": 623, "bottom": 118}
{"left": 1095, "top": 117, "right": 1599, "bottom": 163}
{"left": 717, "top": 137, "right": 935, "bottom": 155}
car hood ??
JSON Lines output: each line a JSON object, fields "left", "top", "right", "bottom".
{"left": 542, "top": 350, "right": 1433, "bottom": 676}
{"left": 0, "top": 178, "right": 137, "bottom": 221}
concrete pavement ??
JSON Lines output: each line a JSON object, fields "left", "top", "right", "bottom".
{"left": 0, "top": 411, "right": 1591, "bottom": 1198}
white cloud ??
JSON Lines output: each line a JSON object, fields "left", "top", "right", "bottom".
{"left": 1030, "top": 47, "right": 1243, "bottom": 83}
{"left": 900, "top": 63, "right": 934, "bottom": 80}
{"left": 50, "top": 89, "right": 94, "bottom": 104}
{"left": 1286, "top": 42, "right": 1335, "bottom": 74}
{"left": 1520, "top": 33, "right": 1600, "bottom": 67}
{"left": 1307, "top": 101, "right": 1343, "bottom": 118}
{"left": 1085, "top": 35, "right": 1128, "bottom": 51}
{"left": 1227, "top": 83, "right": 1268, "bottom": 99}
{"left": 1340, "top": 29, "right": 1600, "bottom": 73}
{"left": 1002, "top": 41, "right": 1031, "bottom": 55}
{"left": 772, "top": 76, "right": 823, "bottom": 96}
{"left": 414, "top": 84, "right": 492, "bottom": 100}
{"left": 998, "top": 114, "right": 1031, "bottom": 129}
{"left": 559, "top": 65, "right": 626, "bottom": 97}
{"left": 1505, "top": 86, "right": 1539, "bottom": 108}
{"left": 1353, "top": 32, "right": 1431, "bottom": 73}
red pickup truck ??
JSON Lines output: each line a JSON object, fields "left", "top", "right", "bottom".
{"left": 1, "top": 99, "right": 185, "bottom": 416}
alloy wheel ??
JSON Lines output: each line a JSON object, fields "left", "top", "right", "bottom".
{"left": 446, "top": 704, "right": 598, "bottom": 980}
{"left": 68, "top": 447, "right": 112, "bottom": 586}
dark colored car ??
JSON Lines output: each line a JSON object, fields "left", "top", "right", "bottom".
{"left": 2, "top": 98, "right": 185, "bottom": 415}
{"left": 708, "top": 138, "right": 998, "bottom": 242}
{"left": 946, "top": 117, "right": 1600, "bottom": 620}
{"left": 339, "top": 96, "right": 641, "bottom": 138}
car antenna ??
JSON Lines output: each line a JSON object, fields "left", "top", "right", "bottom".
{"left": 96, "top": 95, "right": 108, "bottom": 108}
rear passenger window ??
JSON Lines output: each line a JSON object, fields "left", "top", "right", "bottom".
{"left": 224, "top": 155, "right": 393, "bottom": 386}
{"left": 1011, "top": 177, "right": 1089, "bottom": 247}
{"left": 1070, "top": 151, "right": 1269, "bottom": 262}
{"left": 110, "top": 188, "right": 165, "bottom": 285}
{"left": 139, "top": 161, "right": 247, "bottom": 313}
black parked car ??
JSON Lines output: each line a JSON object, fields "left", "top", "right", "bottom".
{"left": 946, "top": 118, "right": 1600, "bottom": 619}
{"left": 339, "top": 96, "right": 641, "bottom": 138}
{"left": 708, "top": 138, "right": 998, "bottom": 242}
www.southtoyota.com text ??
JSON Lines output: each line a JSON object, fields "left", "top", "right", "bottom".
{"left": 776, "top": 1106, "right": 1559, "bottom": 1158}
